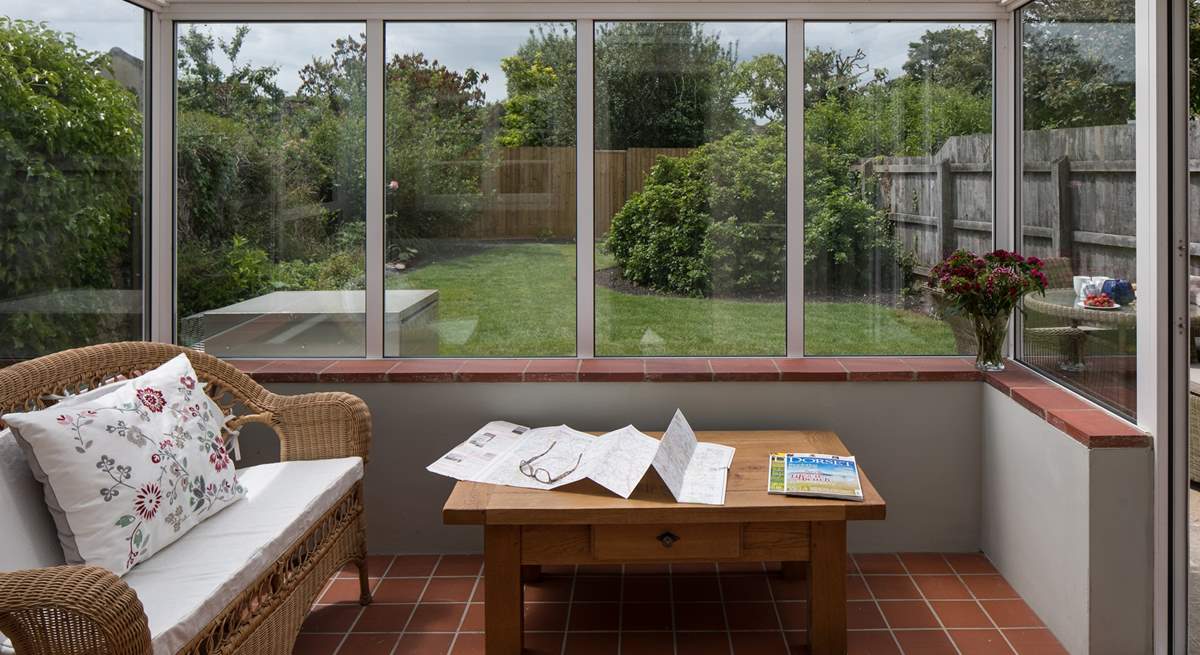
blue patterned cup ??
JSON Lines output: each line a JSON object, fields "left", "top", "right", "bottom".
{"left": 1101, "top": 279, "right": 1135, "bottom": 305}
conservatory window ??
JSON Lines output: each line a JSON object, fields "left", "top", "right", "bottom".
{"left": 802, "top": 21, "right": 996, "bottom": 356}
{"left": 1016, "top": 0, "right": 1137, "bottom": 417}
{"left": 383, "top": 22, "right": 578, "bottom": 357}
{"left": 0, "top": 0, "right": 148, "bottom": 359}
{"left": 174, "top": 22, "right": 368, "bottom": 358}
{"left": 592, "top": 21, "right": 788, "bottom": 356}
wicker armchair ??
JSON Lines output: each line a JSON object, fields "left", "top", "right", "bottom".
{"left": 0, "top": 342, "right": 372, "bottom": 655}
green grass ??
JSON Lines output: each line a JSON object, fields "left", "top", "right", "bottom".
{"left": 389, "top": 242, "right": 954, "bottom": 356}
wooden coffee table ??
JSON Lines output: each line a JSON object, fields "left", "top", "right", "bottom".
{"left": 443, "top": 430, "right": 886, "bottom": 655}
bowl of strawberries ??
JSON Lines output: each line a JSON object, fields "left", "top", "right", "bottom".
{"left": 1080, "top": 292, "right": 1120, "bottom": 310}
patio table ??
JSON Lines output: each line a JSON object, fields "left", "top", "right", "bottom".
{"left": 1021, "top": 289, "right": 1139, "bottom": 371}
{"left": 443, "top": 430, "right": 886, "bottom": 655}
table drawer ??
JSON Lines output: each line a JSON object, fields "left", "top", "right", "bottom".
{"left": 592, "top": 523, "right": 741, "bottom": 561}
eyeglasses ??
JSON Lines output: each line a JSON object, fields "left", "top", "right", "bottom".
{"left": 518, "top": 441, "right": 582, "bottom": 484}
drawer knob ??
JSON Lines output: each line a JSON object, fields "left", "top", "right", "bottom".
{"left": 657, "top": 531, "right": 680, "bottom": 548}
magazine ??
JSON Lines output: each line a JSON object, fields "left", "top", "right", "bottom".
{"left": 768, "top": 453, "right": 864, "bottom": 501}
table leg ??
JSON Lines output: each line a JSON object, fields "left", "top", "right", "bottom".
{"left": 808, "top": 521, "right": 847, "bottom": 655}
{"left": 485, "top": 525, "right": 523, "bottom": 655}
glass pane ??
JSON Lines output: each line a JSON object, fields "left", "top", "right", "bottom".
{"left": 593, "top": 21, "right": 786, "bottom": 356}
{"left": 175, "top": 22, "right": 367, "bottom": 357}
{"left": 803, "top": 22, "right": 994, "bottom": 356}
{"left": 383, "top": 22, "right": 577, "bottom": 357}
{"left": 1018, "top": 0, "right": 1136, "bottom": 416}
{"left": 0, "top": 0, "right": 146, "bottom": 359}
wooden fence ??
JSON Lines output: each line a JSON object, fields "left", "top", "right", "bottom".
{"left": 459, "top": 146, "right": 692, "bottom": 238}
{"left": 868, "top": 123, "right": 1190, "bottom": 281}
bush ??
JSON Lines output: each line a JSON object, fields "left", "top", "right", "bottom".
{"left": 605, "top": 124, "right": 785, "bottom": 298}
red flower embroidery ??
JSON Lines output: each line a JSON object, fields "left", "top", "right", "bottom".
{"left": 56, "top": 415, "right": 71, "bottom": 424}
{"left": 136, "top": 387, "right": 166, "bottom": 413}
{"left": 159, "top": 439, "right": 173, "bottom": 449}
{"left": 133, "top": 483, "right": 161, "bottom": 520}
{"left": 210, "top": 446, "right": 231, "bottom": 472}
{"left": 150, "top": 454, "right": 161, "bottom": 464}
{"left": 180, "top": 375, "right": 195, "bottom": 390}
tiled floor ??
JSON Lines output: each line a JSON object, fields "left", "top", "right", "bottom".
{"left": 295, "top": 552, "right": 1066, "bottom": 655}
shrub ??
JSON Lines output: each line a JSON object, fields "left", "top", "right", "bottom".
{"left": 605, "top": 124, "right": 785, "bottom": 298}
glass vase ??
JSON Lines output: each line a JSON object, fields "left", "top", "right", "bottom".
{"left": 972, "top": 313, "right": 1008, "bottom": 372}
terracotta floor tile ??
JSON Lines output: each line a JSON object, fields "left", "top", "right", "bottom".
{"left": 459, "top": 603, "right": 483, "bottom": 632}
{"left": 573, "top": 576, "right": 622, "bottom": 602}
{"left": 963, "top": 575, "right": 1019, "bottom": 600}
{"left": 525, "top": 602, "right": 570, "bottom": 632}
{"left": 373, "top": 578, "right": 427, "bottom": 604}
{"left": 769, "top": 575, "right": 808, "bottom": 601}
{"left": 404, "top": 603, "right": 465, "bottom": 632}
{"left": 674, "top": 601, "right": 727, "bottom": 631}
{"left": 864, "top": 575, "right": 921, "bottom": 600}
{"left": 472, "top": 580, "right": 486, "bottom": 602}
{"left": 421, "top": 577, "right": 477, "bottom": 603}
{"left": 337, "top": 633, "right": 401, "bottom": 655}
{"left": 569, "top": 602, "right": 620, "bottom": 631}
{"left": 877, "top": 600, "right": 940, "bottom": 629}
{"left": 912, "top": 575, "right": 971, "bottom": 600}
{"left": 622, "top": 576, "right": 671, "bottom": 602}
{"left": 948, "top": 629, "right": 1016, "bottom": 654}
{"left": 563, "top": 632, "right": 619, "bottom": 655}
{"left": 449, "top": 633, "right": 483, "bottom": 655}
{"left": 388, "top": 555, "right": 440, "bottom": 577}
{"left": 621, "top": 631, "right": 675, "bottom": 654}
{"left": 898, "top": 553, "right": 953, "bottom": 575}
{"left": 720, "top": 575, "right": 773, "bottom": 601}
{"left": 395, "top": 632, "right": 455, "bottom": 654}
{"left": 338, "top": 555, "right": 395, "bottom": 579}
{"left": 854, "top": 554, "right": 906, "bottom": 574}
{"left": 729, "top": 631, "right": 788, "bottom": 655}
{"left": 776, "top": 601, "right": 808, "bottom": 630}
{"left": 320, "top": 578, "right": 377, "bottom": 604}
{"left": 1002, "top": 629, "right": 1068, "bottom": 654}
{"left": 724, "top": 602, "right": 781, "bottom": 630}
{"left": 846, "top": 601, "right": 886, "bottom": 630}
{"left": 981, "top": 600, "right": 1044, "bottom": 628}
{"left": 673, "top": 575, "right": 723, "bottom": 601}
{"left": 525, "top": 576, "right": 573, "bottom": 602}
{"left": 302, "top": 604, "right": 361, "bottom": 633}
{"left": 525, "top": 633, "right": 566, "bottom": 655}
{"left": 351, "top": 604, "right": 413, "bottom": 633}
{"left": 944, "top": 553, "right": 998, "bottom": 575}
{"left": 291, "top": 633, "right": 342, "bottom": 655}
{"left": 675, "top": 631, "right": 734, "bottom": 655}
{"left": 621, "top": 602, "right": 673, "bottom": 631}
{"left": 930, "top": 600, "right": 992, "bottom": 628}
{"left": 846, "top": 630, "right": 901, "bottom": 655}
{"left": 847, "top": 576, "right": 871, "bottom": 601}
{"left": 892, "top": 630, "right": 957, "bottom": 655}
{"left": 434, "top": 555, "right": 483, "bottom": 577}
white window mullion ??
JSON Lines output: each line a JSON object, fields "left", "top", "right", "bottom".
{"left": 365, "top": 19, "right": 385, "bottom": 358}
{"left": 149, "top": 13, "right": 175, "bottom": 344}
{"left": 786, "top": 19, "right": 804, "bottom": 357}
{"left": 995, "top": 16, "right": 1016, "bottom": 356}
{"left": 576, "top": 19, "right": 595, "bottom": 358}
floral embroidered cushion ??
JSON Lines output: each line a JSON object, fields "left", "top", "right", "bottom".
{"left": 3, "top": 354, "right": 245, "bottom": 575}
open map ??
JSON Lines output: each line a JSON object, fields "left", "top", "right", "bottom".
{"left": 427, "top": 410, "right": 735, "bottom": 504}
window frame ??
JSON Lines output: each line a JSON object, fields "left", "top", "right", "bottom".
{"left": 154, "top": 2, "right": 1007, "bottom": 360}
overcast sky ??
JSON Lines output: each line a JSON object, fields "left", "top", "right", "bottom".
{"left": 2, "top": 1, "right": 995, "bottom": 97}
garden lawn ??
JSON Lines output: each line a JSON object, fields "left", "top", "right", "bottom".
{"left": 389, "top": 242, "right": 955, "bottom": 356}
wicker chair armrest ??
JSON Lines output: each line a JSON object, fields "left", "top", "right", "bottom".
{"left": 258, "top": 390, "right": 372, "bottom": 464}
{"left": 0, "top": 566, "right": 151, "bottom": 655}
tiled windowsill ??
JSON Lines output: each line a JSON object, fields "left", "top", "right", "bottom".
{"left": 230, "top": 356, "right": 1150, "bottom": 450}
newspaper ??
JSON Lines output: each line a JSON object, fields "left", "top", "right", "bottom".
{"left": 427, "top": 410, "right": 734, "bottom": 504}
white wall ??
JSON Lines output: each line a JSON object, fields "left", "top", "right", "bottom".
{"left": 981, "top": 385, "right": 1152, "bottom": 655}
{"left": 252, "top": 381, "right": 984, "bottom": 554}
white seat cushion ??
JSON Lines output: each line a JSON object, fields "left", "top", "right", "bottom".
{"left": 123, "top": 457, "right": 363, "bottom": 655}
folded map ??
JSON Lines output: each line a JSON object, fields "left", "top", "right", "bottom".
{"left": 427, "top": 409, "right": 734, "bottom": 505}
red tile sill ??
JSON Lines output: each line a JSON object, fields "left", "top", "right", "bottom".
{"left": 232, "top": 356, "right": 1147, "bottom": 450}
